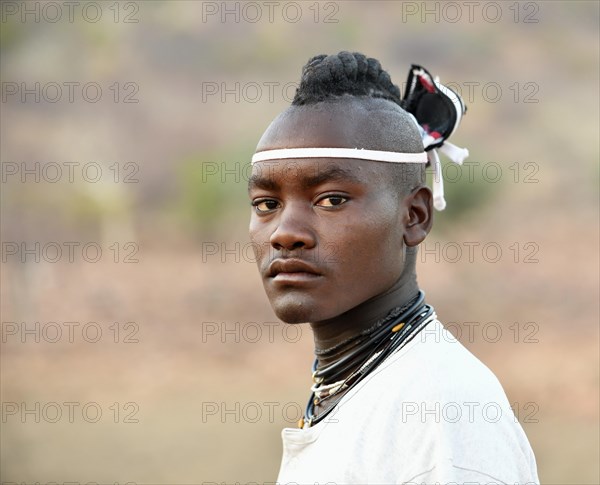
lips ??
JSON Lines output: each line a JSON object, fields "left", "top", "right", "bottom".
{"left": 267, "top": 259, "right": 322, "bottom": 283}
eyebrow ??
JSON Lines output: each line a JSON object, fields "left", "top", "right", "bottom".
{"left": 248, "top": 164, "right": 364, "bottom": 193}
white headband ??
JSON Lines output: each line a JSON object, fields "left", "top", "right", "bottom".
{"left": 251, "top": 144, "right": 469, "bottom": 211}
{"left": 251, "top": 147, "right": 428, "bottom": 165}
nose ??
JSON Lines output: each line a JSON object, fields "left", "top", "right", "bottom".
{"left": 270, "top": 204, "right": 317, "bottom": 251}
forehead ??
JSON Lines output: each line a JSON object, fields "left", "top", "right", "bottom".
{"left": 248, "top": 157, "right": 386, "bottom": 192}
{"left": 255, "top": 97, "right": 423, "bottom": 154}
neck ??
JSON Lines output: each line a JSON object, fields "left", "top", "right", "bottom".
{"left": 309, "top": 270, "right": 420, "bottom": 369}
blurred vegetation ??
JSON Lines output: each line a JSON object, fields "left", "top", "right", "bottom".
{"left": 426, "top": 157, "right": 498, "bottom": 234}
{"left": 173, "top": 142, "right": 255, "bottom": 235}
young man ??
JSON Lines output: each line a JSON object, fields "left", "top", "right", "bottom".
{"left": 248, "top": 52, "right": 539, "bottom": 484}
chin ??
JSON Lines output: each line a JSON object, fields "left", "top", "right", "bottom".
{"left": 270, "top": 290, "right": 357, "bottom": 324}
{"left": 272, "top": 301, "right": 312, "bottom": 324}
{"left": 270, "top": 293, "right": 326, "bottom": 324}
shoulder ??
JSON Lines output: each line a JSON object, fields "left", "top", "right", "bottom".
{"left": 356, "top": 319, "right": 539, "bottom": 484}
{"left": 368, "top": 319, "right": 524, "bottom": 438}
{"left": 369, "top": 319, "right": 506, "bottom": 401}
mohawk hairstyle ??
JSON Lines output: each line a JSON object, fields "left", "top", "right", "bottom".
{"left": 292, "top": 51, "right": 403, "bottom": 106}
{"left": 291, "top": 51, "right": 426, "bottom": 196}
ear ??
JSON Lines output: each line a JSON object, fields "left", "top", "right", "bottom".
{"left": 403, "top": 186, "right": 433, "bottom": 247}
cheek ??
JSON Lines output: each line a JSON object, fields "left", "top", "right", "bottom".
{"left": 322, "top": 206, "right": 405, "bottom": 285}
{"left": 248, "top": 216, "right": 270, "bottom": 265}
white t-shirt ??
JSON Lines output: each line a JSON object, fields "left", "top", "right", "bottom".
{"left": 276, "top": 319, "right": 539, "bottom": 485}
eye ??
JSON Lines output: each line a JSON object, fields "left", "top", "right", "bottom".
{"left": 315, "top": 195, "right": 348, "bottom": 208}
{"left": 252, "top": 199, "right": 280, "bottom": 213}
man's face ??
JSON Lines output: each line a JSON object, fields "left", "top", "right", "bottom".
{"left": 248, "top": 99, "right": 424, "bottom": 324}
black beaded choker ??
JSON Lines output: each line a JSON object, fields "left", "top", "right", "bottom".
{"left": 312, "top": 291, "right": 422, "bottom": 378}
{"left": 300, "top": 291, "right": 434, "bottom": 428}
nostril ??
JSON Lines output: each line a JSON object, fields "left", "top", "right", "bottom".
{"left": 269, "top": 216, "right": 316, "bottom": 251}
{"left": 271, "top": 240, "right": 305, "bottom": 251}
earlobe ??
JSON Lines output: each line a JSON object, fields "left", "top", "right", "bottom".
{"left": 403, "top": 186, "right": 433, "bottom": 247}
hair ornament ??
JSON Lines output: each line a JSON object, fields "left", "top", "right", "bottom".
{"left": 402, "top": 64, "right": 469, "bottom": 210}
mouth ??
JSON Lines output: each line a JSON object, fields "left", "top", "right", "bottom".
{"left": 268, "top": 258, "right": 323, "bottom": 284}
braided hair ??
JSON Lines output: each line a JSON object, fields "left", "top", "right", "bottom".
{"left": 292, "top": 51, "right": 403, "bottom": 107}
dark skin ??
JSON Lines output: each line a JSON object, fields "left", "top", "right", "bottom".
{"left": 248, "top": 97, "right": 433, "bottom": 420}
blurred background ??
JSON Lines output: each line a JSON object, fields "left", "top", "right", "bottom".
{"left": 1, "top": 1, "right": 598, "bottom": 483}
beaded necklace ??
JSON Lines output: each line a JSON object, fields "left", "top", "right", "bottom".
{"left": 300, "top": 291, "right": 435, "bottom": 428}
